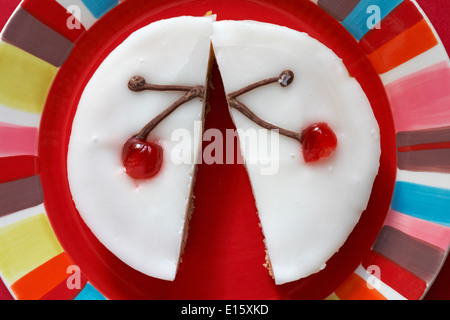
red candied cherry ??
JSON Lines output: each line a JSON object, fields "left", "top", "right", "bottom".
{"left": 301, "top": 122, "right": 337, "bottom": 163}
{"left": 122, "top": 137, "right": 163, "bottom": 180}
{"left": 124, "top": 76, "right": 206, "bottom": 180}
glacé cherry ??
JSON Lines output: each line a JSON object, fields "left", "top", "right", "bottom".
{"left": 122, "top": 137, "right": 163, "bottom": 180}
{"left": 301, "top": 122, "right": 337, "bottom": 163}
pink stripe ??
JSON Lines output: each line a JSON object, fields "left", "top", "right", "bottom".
{"left": 384, "top": 209, "right": 450, "bottom": 251}
{"left": 0, "top": 122, "right": 38, "bottom": 156}
{"left": 385, "top": 61, "right": 450, "bottom": 132}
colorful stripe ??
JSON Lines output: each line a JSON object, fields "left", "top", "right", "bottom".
{"left": 384, "top": 209, "right": 450, "bottom": 251}
{"left": 396, "top": 169, "right": 450, "bottom": 193}
{"left": 391, "top": 181, "right": 450, "bottom": 227}
{"left": 341, "top": 0, "right": 404, "bottom": 41}
{"left": 55, "top": 0, "right": 98, "bottom": 30}
{"left": 0, "top": 213, "right": 64, "bottom": 286}
{"left": 0, "top": 175, "right": 44, "bottom": 217}
{"left": 0, "top": 122, "right": 38, "bottom": 157}
{"left": 0, "top": 278, "right": 14, "bottom": 300}
{"left": 379, "top": 45, "right": 449, "bottom": 86}
{"left": 1, "top": 7, "right": 74, "bottom": 67}
{"left": 10, "top": 252, "right": 75, "bottom": 300}
{"left": 74, "top": 282, "right": 107, "bottom": 300}
{"left": 40, "top": 275, "right": 87, "bottom": 300}
{"left": 354, "top": 264, "right": 407, "bottom": 299}
{"left": 385, "top": 61, "right": 450, "bottom": 133}
{"left": 396, "top": 126, "right": 450, "bottom": 173}
{"left": 0, "top": 105, "right": 42, "bottom": 128}
{"left": 362, "top": 250, "right": 427, "bottom": 300}
{"left": 334, "top": 272, "right": 387, "bottom": 300}
{"left": 317, "top": 0, "right": 360, "bottom": 21}
{"left": 372, "top": 226, "right": 446, "bottom": 283}
{"left": 367, "top": 19, "right": 438, "bottom": 74}
{"left": 325, "top": 292, "right": 340, "bottom": 300}
{"left": 81, "top": 0, "right": 119, "bottom": 19}
{"left": 21, "top": 0, "right": 86, "bottom": 43}
{"left": 360, "top": 1, "right": 424, "bottom": 54}
{"left": 0, "top": 0, "right": 118, "bottom": 301}
{"left": 397, "top": 149, "right": 450, "bottom": 173}
{"left": 398, "top": 142, "right": 450, "bottom": 153}
{"left": 0, "top": 41, "right": 58, "bottom": 114}
{"left": 0, "top": 156, "right": 39, "bottom": 184}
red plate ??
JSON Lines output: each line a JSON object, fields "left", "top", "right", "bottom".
{"left": 39, "top": 0, "right": 396, "bottom": 299}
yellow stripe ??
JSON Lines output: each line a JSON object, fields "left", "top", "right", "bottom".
{"left": 0, "top": 42, "right": 58, "bottom": 114}
{"left": 325, "top": 292, "right": 340, "bottom": 300}
{"left": 0, "top": 213, "right": 63, "bottom": 285}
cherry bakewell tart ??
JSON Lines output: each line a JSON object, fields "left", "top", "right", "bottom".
{"left": 67, "top": 16, "right": 380, "bottom": 285}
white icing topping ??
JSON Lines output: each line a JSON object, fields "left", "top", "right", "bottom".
{"left": 212, "top": 20, "right": 381, "bottom": 285}
{"left": 67, "top": 16, "right": 214, "bottom": 281}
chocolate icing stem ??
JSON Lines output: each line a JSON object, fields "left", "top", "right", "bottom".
{"left": 128, "top": 76, "right": 197, "bottom": 93}
{"left": 228, "top": 70, "right": 294, "bottom": 99}
{"left": 227, "top": 70, "right": 302, "bottom": 142}
{"left": 228, "top": 98, "right": 302, "bottom": 142}
{"left": 128, "top": 75, "right": 205, "bottom": 140}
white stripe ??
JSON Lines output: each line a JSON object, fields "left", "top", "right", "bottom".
{"left": 380, "top": 45, "right": 449, "bottom": 85}
{"left": 0, "top": 204, "right": 47, "bottom": 229}
{"left": 396, "top": 169, "right": 450, "bottom": 190}
{"left": 55, "top": 0, "right": 97, "bottom": 30}
{"left": 0, "top": 104, "right": 41, "bottom": 128}
{"left": 354, "top": 264, "right": 407, "bottom": 300}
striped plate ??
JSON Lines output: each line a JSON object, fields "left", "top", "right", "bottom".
{"left": 0, "top": 0, "right": 449, "bottom": 300}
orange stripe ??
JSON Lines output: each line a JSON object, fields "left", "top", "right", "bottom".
{"left": 334, "top": 273, "right": 387, "bottom": 300}
{"left": 368, "top": 19, "right": 439, "bottom": 74}
{"left": 11, "top": 252, "right": 74, "bottom": 300}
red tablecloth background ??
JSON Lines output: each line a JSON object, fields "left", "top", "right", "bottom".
{"left": 0, "top": 0, "right": 448, "bottom": 300}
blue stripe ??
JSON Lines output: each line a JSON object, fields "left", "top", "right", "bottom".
{"left": 75, "top": 283, "right": 107, "bottom": 300}
{"left": 391, "top": 181, "right": 450, "bottom": 227}
{"left": 81, "top": 0, "right": 119, "bottom": 19}
{"left": 342, "top": 0, "right": 404, "bottom": 41}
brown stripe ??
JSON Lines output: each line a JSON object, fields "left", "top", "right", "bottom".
{"left": 318, "top": 0, "right": 361, "bottom": 21}
{"left": 372, "top": 226, "right": 445, "bottom": 283}
{"left": 396, "top": 126, "right": 450, "bottom": 148}
{"left": 396, "top": 127, "right": 450, "bottom": 173}
{"left": 0, "top": 175, "right": 44, "bottom": 217}
{"left": 397, "top": 148, "right": 450, "bottom": 173}
{"left": 1, "top": 7, "right": 74, "bottom": 67}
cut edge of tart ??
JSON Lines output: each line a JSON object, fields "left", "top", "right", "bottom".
{"left": 179, "top": 42, "right": 216, "bottom": 262}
